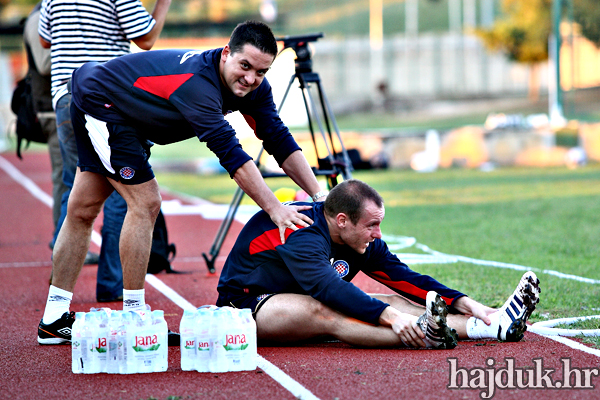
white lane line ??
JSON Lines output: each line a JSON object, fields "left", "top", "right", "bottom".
{"left": 144, "top": 274, "right": 197, "bottom": 311}
{"left": 256, "top": 358, "right": 320, "bottom": 400}
{"left": 531, "top": 333, "right": 600, "bottom": 358}
{"left": 0, "top": 155, "right": 53, "bottom": 207}
{"left": 0, "top": 261, "right": 53, "bottom": 268}
{"left": 144, "top": 273, "right": 321, "bottom": 400}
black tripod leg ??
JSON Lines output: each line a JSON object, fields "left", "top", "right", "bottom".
{"left": 202, "top": 148, "right": 266, "bottom": 274}
{"left": 202, "top": 186, "right": 245, "bottom": 274}
{"left": 316, "top": 78, "right": 353, "bottom": 181}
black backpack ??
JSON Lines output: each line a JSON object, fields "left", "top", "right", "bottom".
{"left": 147, "top": 209, "right": 180, "bottom": 274}
{"left": 10, "top": 76, "right": 48, "bottom": 159}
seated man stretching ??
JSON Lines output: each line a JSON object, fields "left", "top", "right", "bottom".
{"left": 216, "top": 179, "right": 541, "bottom": 348}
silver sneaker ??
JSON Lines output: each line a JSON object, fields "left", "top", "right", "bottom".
{"left": 417, "top": 291, "right": 458, "bottom": 349}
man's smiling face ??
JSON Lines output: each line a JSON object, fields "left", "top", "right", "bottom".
{"left": 219, "top": 43, "right": 274, "bottom": 97}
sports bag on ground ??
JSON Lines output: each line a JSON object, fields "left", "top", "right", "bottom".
{"left": 10, "top": 76, "right": 48, "bottom": 159}
{"left": 147, "top": 209, "right": 180, "bottom": 274}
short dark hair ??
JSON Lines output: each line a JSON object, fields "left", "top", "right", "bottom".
{"left": 228, "top": 20, "right": 278, "bottom": 57}
{"left": 324, "top": 180, "right": 384, "bottom": 225}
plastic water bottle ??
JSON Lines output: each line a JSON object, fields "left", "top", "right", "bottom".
{"left": 106, "top": 311, "right": 121, "bottom": 373}
{"left": 131, "top": 311, "right": 150, "bottom": 373}
{"left": 94, "top": 310, "right": 109, "bottom": 373}
{"left": 80, "top": 313, "right": 94, "bottom": 373}
{"left": 152, "top": 310, "right": 168, "bottom": 372}
{"left": 240, "top": 308, "right": 257, "bottom": 371}
{"left": 126, "top": 311, "right": 140, "bottom": 374}
{"left": 223, "top": 308, "right": 245, "bottom": 372}
{"left": 133, "top": 310, "right": 162, "bottom": 373}
{"left": 121, "top": 311, "right": 136, "bottom": 374}
{"left": 209, "top": 308, "right": 228, "bottom": 373}
{"left": 179, "top": 309, "right": 196, "bottom": 371}
{"left": 195, "top": 308, "right": 212, "bottom": 372}
{"left": 71, "top": 312, "right": 86, "bottom": 373}
{"left": 85, "top": 313, "right": 101, "bottom": 374}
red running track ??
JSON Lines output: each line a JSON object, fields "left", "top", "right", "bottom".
{"left": 1, "top": 151, "right": 599, "bottom": 400}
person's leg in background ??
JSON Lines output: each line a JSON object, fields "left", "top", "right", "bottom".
{"left": 44, "top": 117, "right": 68, "bottom": 230}
{"left": 96, "top": 190, "right": 127, "bottom": 302}
{"left": 52, "top": 93, "right": 99, "bottom": 264}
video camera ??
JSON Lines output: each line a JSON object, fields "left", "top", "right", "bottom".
{"left": 276, "top": 33, "right": 323, "bottom": 71}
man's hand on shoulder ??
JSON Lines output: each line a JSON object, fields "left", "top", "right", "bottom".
{"left": 271, "top": 203, "right": 314, "bottom": 244}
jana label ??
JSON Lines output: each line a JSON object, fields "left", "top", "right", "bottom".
{"left": 132, "top": 334, "right": 160, "bottom": 352}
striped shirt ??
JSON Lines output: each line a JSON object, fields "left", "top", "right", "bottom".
{"left": 39, "top": 0, "right": 156, "bottom": 108}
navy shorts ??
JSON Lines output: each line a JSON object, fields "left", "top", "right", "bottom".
{"left": 216, "top": 291, "right": 278, "bottom": 320}
{"left": 71, "top": 102, "right": 155, "bottom": 185}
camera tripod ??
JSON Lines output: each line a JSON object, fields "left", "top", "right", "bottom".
{"left": 202, "top": 33, "right": 353, "bottom": 273}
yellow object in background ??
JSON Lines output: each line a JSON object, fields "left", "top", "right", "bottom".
{"left": 274, "top": 187, "right": 297, "bottom": 203}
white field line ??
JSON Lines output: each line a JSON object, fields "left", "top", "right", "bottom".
{"left": 144, "top": 273, "right": 320, "bottom": 399}
{"left": 0, "top": 155, "right": 319, "bottom": 400}
{"left": 381, "top": 234, "right": 600, "bottom": 285}
{"left": 2, "top": 155, "right": 598, "bottom": 364}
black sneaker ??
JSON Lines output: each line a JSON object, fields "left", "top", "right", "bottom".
{"left": 497, "top": 271, "right": 541, "bottom": 342}
{"left": 168, "top": 330, "right": 180, "bottom": 346}
{"left": 37, "top": 311, "right": 75, "bottom": 345}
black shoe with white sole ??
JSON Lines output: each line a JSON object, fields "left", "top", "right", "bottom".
{"left": 37, "top": 311, "right": 75, "bottom": 345}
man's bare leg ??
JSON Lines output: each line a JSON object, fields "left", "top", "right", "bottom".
{"left": 51, "top": 169, "right": 114, "bottom": 291}
{"left": 109, "top": 177, "right": 161, "bottom": 290}
{"left": 255, "top": 293, "right": 405, "bottom": 347}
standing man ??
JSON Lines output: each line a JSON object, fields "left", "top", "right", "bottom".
{"left": 37, "top": 0, "right": 171, "bottom": 343}
{"left": 22, "top": 3, "right": 67, "bottom": 237}
{"left": 216, "top": 179, "right": 541, "bottom": 348}
{"left": 37, "top": 20, "right": 326, "bottom": 344}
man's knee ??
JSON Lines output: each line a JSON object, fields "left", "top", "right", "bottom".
{"left": 117, "top": 180, "right": 162, "bottom": 222}
{"left": 128, "top": 194, "right": 161, "bottom": 222}
{"left": 66, "top": 195, "right": 104, "bottom": 224}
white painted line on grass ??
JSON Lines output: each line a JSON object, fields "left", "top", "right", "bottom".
{"left": 382, "top": 235, "right": 600, "bottom": 285}
{"left": 529, "top": 315, "right": 600, "bottom": 337}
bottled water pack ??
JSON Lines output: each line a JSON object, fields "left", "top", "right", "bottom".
{"left": 180, "top": 306, "right": 257, "bottom": 373}
{"left": 72, "top": 307, "right": 168, "bottom": 374}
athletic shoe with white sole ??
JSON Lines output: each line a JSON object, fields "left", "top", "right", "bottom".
{"left": 416, "top": 291, "right": 458, "bottom": 349}
{"left": 497, "top": 271, "right": 541, "bottom": 342}
{"left": 37, "top": 311, "right": 75, "bottom": 345}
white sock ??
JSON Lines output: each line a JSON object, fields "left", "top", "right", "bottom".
{"left": 466, "top": 312, "right": 500, "bottom": 340}
{"left": 123, "top": 289, "right": 145, "bottom": 312}
{"left": 42, "top": 285, "right": 73, "bottom": 324}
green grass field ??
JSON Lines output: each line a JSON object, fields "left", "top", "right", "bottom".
{"left": 155, "top": 162, "right": 600, "bottom": 347}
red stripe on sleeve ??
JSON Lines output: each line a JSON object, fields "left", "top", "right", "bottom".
{"left": 242, "top": 114, "right": 257, "bottom": 135}
{"left": 133, "top": 73, "right": 194, "bottom": 99}
{"left": 248, "top": 226, "right": 300, "bottom": 255}
{"left": 367, "top": 270, "right": 454, "bottom": 305}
